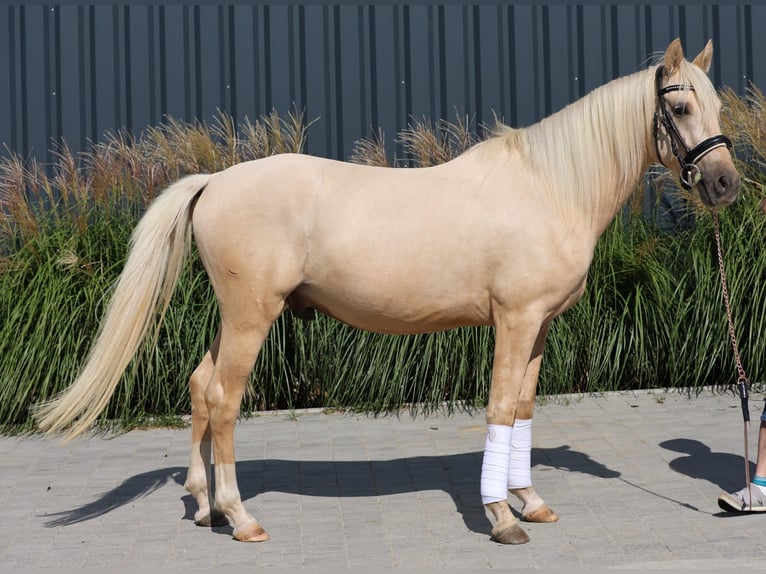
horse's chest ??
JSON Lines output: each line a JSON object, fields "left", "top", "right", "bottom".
{"left": 504, "top": 236, "right": 593, "bottom": 317}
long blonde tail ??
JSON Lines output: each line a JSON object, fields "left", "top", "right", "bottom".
{"left": 34, "top": 173, "right": 211, "bottom": 441}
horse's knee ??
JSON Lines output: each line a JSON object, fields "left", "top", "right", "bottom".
{"left": 515, "top": 398, "right": 535, "bottom": 420}
{"left": 485, "top": 397, "right": 517, "bottom": 426}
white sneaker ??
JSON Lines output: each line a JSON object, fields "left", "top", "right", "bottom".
{"left": 718, "top": 483, "right": 766, "bottom": 513}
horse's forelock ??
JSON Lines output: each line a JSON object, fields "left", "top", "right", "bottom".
{"left": 647, "top": 50, "right": 720, "bottom": 115}
{"left": 678, "top": 58, "right": 722, "bottom": 118}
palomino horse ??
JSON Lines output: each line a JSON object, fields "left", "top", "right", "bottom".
{"left": 36, "top": 39, "right": 739, "bottom": 545}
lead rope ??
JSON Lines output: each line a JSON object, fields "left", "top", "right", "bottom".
{"left": 712, "top": 209, "right": 752, "bottom": 510}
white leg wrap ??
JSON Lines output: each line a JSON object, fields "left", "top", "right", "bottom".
{"left": 508, "top": 418, "right": 532, "bottom": 490}
{"left": 481, "top": 424, "right": 513, "bottom": 505}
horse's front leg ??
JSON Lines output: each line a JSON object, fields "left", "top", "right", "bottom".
{"left": 507, "top": 324, "right": 559, "bottom": 524}
{"left": 482, "top": 312, "right": 551, "bottom": 544}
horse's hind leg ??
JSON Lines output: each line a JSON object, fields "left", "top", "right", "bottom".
{"left": 184, "top": 331, "right": 226, "bottom": 527}
{"left": 206, "top": 309, "right": 280, "bottom": 542}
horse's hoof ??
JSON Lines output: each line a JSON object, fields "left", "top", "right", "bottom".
{"left": 490, "top": 523, "right": 530, "bottom": 545}
{"left": 522, "top": 504, "right": 559, "bottom": 523}
{"left": 233, "top": 522, "right": 270, "bottom": 542}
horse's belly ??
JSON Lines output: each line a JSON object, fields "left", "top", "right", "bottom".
{"left": 287, "top": 283, "right": 490, "bottom": 335}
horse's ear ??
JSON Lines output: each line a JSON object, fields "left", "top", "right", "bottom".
{"left": 664, "top": 38, "right": 685, "bottom": 74}
{"left": 692, "top": 39, "right": 714, "bottom": 74}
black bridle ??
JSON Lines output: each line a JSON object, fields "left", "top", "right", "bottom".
{"left": 652, "top": 65, "right": 732, "bottom": 190}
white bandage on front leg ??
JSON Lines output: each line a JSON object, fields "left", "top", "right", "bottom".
{"left": 508, "top": 418, "right": 532, "bottom": 490}
{"left": 481, "top": 424, "right": 513, "bottom": 505}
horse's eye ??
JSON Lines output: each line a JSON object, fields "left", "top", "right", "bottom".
{"left": 672, "top": 103, "right": 689, "bottom": 117}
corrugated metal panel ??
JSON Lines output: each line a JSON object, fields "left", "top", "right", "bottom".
{"left": 1, "top": 2, "right": 764, "bottom": 164}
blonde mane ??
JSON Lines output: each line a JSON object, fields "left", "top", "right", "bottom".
{"left": 478, "top": 57, "right": 721, "bottom": 224}
{"left": 499, "top": 69, "right": 655, "bottom": 222}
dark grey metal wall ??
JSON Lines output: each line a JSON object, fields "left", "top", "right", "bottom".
{"left": 2, "top": 2, "right": 764, "bottom": 164}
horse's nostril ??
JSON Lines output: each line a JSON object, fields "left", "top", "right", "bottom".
{"left": 717, "top": 175, "right": 729, "bottom": 193}
{"left": 715, "top": 171, "right": 741, "bottom": 199}
{"left": 717, "top": 173, "right": 740, "bottom": 195}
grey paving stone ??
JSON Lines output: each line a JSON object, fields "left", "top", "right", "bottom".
{"left": 3, "top": 390, "right": 766, "bottom": 569}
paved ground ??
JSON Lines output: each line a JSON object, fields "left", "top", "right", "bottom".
{"left": 2, "top": 388, "right": 766, "bottom": 570}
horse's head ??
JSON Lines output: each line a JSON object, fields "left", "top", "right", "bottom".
{"left": 652, "top": 38, "right": 740, "bottom": 207}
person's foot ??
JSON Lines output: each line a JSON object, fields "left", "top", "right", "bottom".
{"left": 718, "top": 483, "right": 766, "bottom": 512}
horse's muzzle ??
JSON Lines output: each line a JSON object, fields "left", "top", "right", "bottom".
{"left": 699, "top": 165, "right": 740, "bottom": 207}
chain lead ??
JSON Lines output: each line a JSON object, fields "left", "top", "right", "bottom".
{"left": 712, "top": 209, "right": 752, "bottom": 510}
{"left": 712, "top": 210, "right": 748, "bottom": 384}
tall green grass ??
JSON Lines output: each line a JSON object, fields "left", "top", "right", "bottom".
{"left": 1, "top": 97, "right": 765, "bottom": 434}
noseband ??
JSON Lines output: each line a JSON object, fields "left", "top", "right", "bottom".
{"left": 653, "top": 65, "right": 732, "bottom": 190}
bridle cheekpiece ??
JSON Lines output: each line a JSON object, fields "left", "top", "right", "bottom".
{"left": 653, "top": 65, "right": 732, "bottom": 190}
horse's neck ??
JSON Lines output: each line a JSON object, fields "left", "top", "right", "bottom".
{"left": 523, "top": 69, "right": 656, "bottom": 238}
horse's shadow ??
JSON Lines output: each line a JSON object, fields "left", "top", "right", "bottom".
{"left": 43, "top": 438, "right": 743, "bottom": 534}
{"left": 42, "top": 444, "right": 615, "bottom": 535}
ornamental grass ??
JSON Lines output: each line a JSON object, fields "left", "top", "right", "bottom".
{"left": 1, "top": 94, "right": 765, "bottom": 433}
